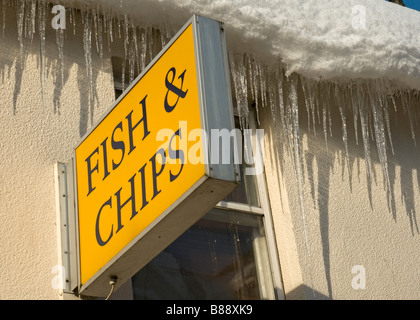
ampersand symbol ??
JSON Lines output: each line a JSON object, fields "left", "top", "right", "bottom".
{"left": 164, "top": 67, "right": 188, "bottom": 113}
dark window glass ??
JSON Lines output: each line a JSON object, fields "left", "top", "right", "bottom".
{"left": 132, "top": 209, "right": 265, "bottom": 300}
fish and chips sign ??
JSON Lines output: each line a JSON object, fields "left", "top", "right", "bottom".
{"left": 74, "top": 15, "right": 239, "bottom": 297}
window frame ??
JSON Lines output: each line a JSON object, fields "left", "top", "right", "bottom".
{"left": 216, "top": 108, "right": 284, "bottom": 300}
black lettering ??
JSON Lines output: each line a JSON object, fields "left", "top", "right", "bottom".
{"left": 111, "top": 121, "right": 125, "bottom": 170}
{"left": 126, "top": 95, "right": 150, "bottom": 155}
{"left": 115, "top": 174, "right": 138, "bottom": 234}
{"left": 86, "top": 147, "right": 99, "bottom": 196}
{"left": 168, "top": 128, "right": 184, "bottom": 182}
{"left": 96, "top": 197, "right": 113, "bottom": 246}
{"left": 101, "top": 138, "right": 110, "bottom": 181}
{"left": 150, "top": 148, "right": 166, "bottom": 200}
{"left": 138, "top": 163, "right": 149, "bottom": 210}
{"left": 164, "top": 67, "right": 188, "bottom": 113}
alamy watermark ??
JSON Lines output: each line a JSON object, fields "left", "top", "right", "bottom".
{"left": 51, "top": 265, "right": 66, "bottom": 290}
{"left": 51, "top": 5, "right": 66, "bottom": 30}
{"left": 352, "top": 5, "right": 367, "bottom": 30}
{"left": 351, "top": 265, "right": 366, "bottom": 290}
{"left": 155, "top": 121, "right": 265, "bottom": 176}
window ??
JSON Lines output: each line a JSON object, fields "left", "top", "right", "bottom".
{"left": 132, "top": 209, "right": 268, "bottom": 299}
{"left": 112, "top": 57, "right": 283, "bottom": 300}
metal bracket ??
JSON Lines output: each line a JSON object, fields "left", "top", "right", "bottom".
{"left": 55, "top": 160, "right": 79, "bottom": 294}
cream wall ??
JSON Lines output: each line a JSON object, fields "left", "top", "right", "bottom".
{"left": 1, "top": 2, "right": 420, "bottom": 300}
{"left": 261, "top": 79, "right": 420, "bottom": 299}
{"left": 0, "top": 6, "right": 114, "bottom": 299}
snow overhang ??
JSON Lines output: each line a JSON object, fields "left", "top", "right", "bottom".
{"left": 59, "top": 0, "right": 420, "bottom": 91}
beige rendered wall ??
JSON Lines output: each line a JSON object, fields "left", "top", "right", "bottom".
{"left": 261, "top": 77, "right": 420, "bottom": 299}
{"left": 0, "top": 6, "right": 114, "bottom": 299}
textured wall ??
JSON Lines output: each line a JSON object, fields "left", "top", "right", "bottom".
{"left": 261, "top": 79, "right": 420, "bottom": 299}
{"left": 0, "top": 6, "right": 114, "bottom": 299}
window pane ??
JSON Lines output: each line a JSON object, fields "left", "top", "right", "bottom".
{"left": 223, "top": 116, "right": 260, "bottom": 207}
{"left": 223, "top": 164, "right": 260, "bottom": 206}
{"left": 132, "top": 209, "right": 272, "bottom": 300}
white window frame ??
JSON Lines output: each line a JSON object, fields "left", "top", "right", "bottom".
{"left": 216, "top": 109, "right": 284, "bottom": 300}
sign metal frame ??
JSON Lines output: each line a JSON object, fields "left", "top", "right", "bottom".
{"left": 71, "top": 15, "right": 239, "bottom": 297}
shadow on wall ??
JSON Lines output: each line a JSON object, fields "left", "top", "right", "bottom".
{"left": 285, "top": 284, "right": 331, "bottom": 300}
{"left": 0, "top": 2, "right": 101, "bottom": 138}
{"left": 1, "top": 2, "right": 173, "bottom": 138}
{"left": 257, "top": 69, "right": 420, "bottom": 299}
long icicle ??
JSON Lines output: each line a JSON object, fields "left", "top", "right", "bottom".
{"left": 2, "top": 0, "right": 6, "bottom": 38}
{"left": 82, "top": 8, "right": 94, "bottom": 115}
{"left": 335, "top": 83, "right": 351, "bottom": 186}
{"left": 369, "top": 83, "right": 391, "bottom": 195}
{"left": 288, "top": 74, "right": 316, "bottom": 298}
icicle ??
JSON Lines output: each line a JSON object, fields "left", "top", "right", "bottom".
{"left": 68, "top": 7, "right": 75, "bottom": 36}
{"left": 268, "top": 71, "right": 279, "bottom": 127}
{"left": 132, "top": 23, "right": 140, "bottom": 79}
{"left": 160, "top": 25, "right": 172, "bottom": 48}
{"left": 120, "top": 14, "right": 130, "bottom": 90}
{"left": 248, "top": 56, "right": 259, "bottom": 110}
{"left": 265, "top": 66, "right": 283, "bottom": 160}
{"left": 92, "top": 5, "right": 99, "bottom": 55}
{"left": 286, "top": 74, "right": 315, "bottom": 297}
{"left": 310, "top": 81, "right": 318, "bottom": 137}
{"left": 301, "top": 78, "right": 317, "bottom": 136}
{"left": 377, "top": 86, "right": 395, "bottom": 155}
{"left": 38, "top": 0, "right": 47, "bottom": 108}
{"left": 288, "top": 75, "right": 305, "bottom": 186}
{"left": 82, "top": 10, "right": 94, "bottom": 110}
{"left": 328, "top": 90, "right": 333, "bottom": 138}
{"left": 357, "top": 84, "right": 373, "bottom": 185}
{"left": 301, "top": 78, "right": 312, "bottom": 133}
{"left": 96, "top": 6, "right": 104, "bottom": 64}
{"left": 128, "top": 23, "right": 136, "bottom": 84}
{"left": 229, "top": 52, "right": 249, "bottom": 129}
{"left": 320, "top": 81, "right": 333, "bottom": 140}
{"left": 322, "top": 100, "right": 328, "bottom": 151}
{"left": 276, "top": 67, "right": 287, "bottom": 133}
{"left": 56, "top": 28, "right": 65, "bottom": 89}
{"left": 117, "top": 15, "right": 122, "bottom": 39}
{"left": 390, "top": 94, "right": 398, "bottom": 113}
{"left": 146, "top": 26, "right": 154, "bottom": 65}
{"left": 369, "top": 84, "right": 391, "bottom": 194}
{"left": 105, "top": 11, "right": 114, "bottom": 53}
{"left": 28, "top": 0, "right": 36, "bottom": 42}
{"left": 383, "top": 100, "right": 394, "bottom": 154}
{"left": 259, "top": 62, "right": 268, "bottom": 110}
{"left": 406, "top": 92, "right": 417, "bottom": 146}
{"left": 139, "top": 27, "right": 146, "bottom": 71}
{"left": 334, "top": 84, "right": 351, "bottom": 181}
{"left": 350, "top": 84, "right": 359, "bottom": 146}
{"left": 54, "top": 26, "right": 65, "bottom": 115}
{"left": 16, "top": 0, "right": 25, "bottom": 65}
{"left": 2, "top": 0, "right": 5, "bottom": 38}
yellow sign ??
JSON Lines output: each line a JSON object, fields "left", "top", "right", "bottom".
{"left": 75, "top": 24, "right": 205, "bottom": 286}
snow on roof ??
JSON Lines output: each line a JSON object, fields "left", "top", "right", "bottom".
{"left": 64, "top": 0, "right": 420, "bottom": 91}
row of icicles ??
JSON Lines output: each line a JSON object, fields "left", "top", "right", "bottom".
{"left": 2, "top": 0, "right": 420, "bottom": 208}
